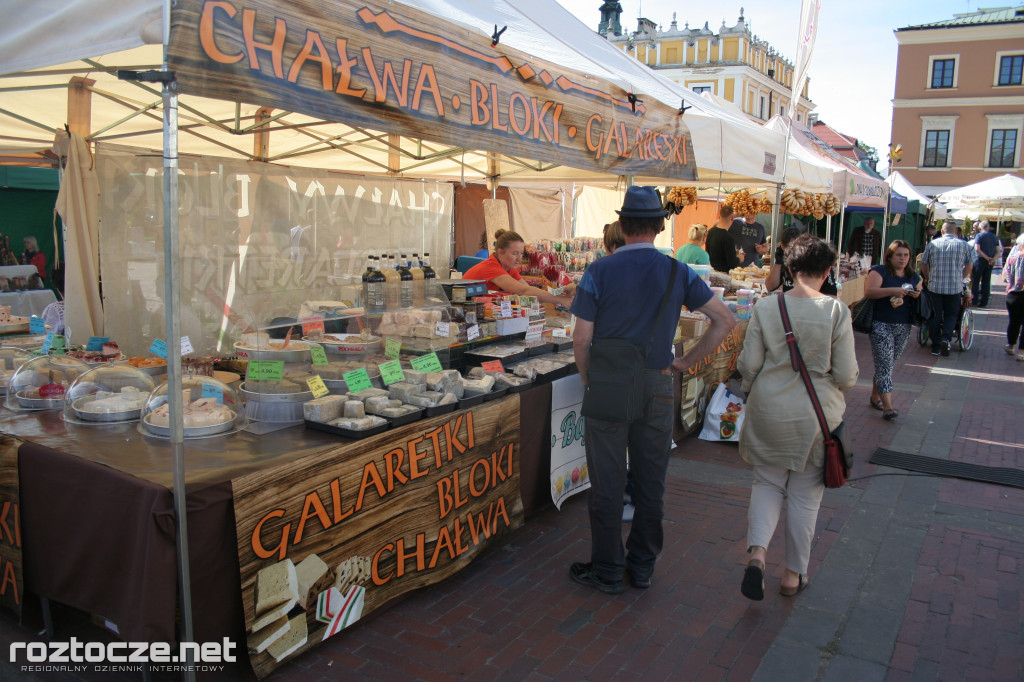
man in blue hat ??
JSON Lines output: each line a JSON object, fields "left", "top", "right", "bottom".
{"left": 569, "top": 186, "right": 735, "bottom": 593}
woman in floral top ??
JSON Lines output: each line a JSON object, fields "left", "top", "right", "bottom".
{"left": 1002, "top": 233, "right": 1024, "bottom": 360}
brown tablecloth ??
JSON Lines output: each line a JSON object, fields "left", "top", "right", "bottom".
{"left": 9, "top": 384, "right": 554, "bottom": 644}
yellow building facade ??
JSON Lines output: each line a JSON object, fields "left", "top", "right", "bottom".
{"left": 605, "top": 11, "right": 814, "bottom": 123}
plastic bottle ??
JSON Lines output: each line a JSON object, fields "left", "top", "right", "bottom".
{"left": 364, "top": 257, "right": 386, "bottom": 313}
{"left": 361, "top": 254, "right": 374, "bottom": 283}
{"left": 421, "top": 252, "right": 437, "bottom": 280}
{"left": 398, "top": 254, "right": 413, "bottom": 308}
{"left": 410, "top": 253, "right": 425, "bottom": 307}
{"left": 383, "top": 253, "right": 401, "bottom": 310}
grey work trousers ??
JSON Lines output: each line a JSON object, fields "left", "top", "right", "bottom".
{"left": 583, "top": 370, "right": 674, "bottom": 581}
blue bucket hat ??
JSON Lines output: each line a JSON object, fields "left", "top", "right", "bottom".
{"left": 615, "top": 186, "right": 669, "bottom": 218}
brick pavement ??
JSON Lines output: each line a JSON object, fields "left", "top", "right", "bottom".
{"left": 0, "top": 280, "right": 1021, "bottom": 681}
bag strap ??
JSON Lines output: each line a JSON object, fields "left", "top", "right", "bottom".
{"left": 644, "top": 258, "right": 678, "bottom": 354}
{"left": 777, "top": 294, "right": 835, "bottom": 445}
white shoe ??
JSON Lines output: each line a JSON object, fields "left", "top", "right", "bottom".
{"left": 1006, "top": 344, "right": 1015, "bottom": 356}
{"left": 622, "top": 503, "right": 635, "bottom": 523}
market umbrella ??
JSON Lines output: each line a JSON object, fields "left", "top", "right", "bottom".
{"left": 938, "top": 174, "right": 1024, "bottom": 234}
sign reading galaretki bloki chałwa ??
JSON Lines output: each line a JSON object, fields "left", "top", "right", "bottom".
{"left": 168, "top": 0, "right": 696, "bottom": 180}
{"left": 231, "top": 396, "right": 522, "bottom": 678}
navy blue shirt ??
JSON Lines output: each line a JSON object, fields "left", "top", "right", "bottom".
{"left": 870, "top": 265, "right": 921, "bottom": 325}
{"left": 975, "top": 231, "right": 1000, "bottom": 261}
{"left": 571, "top": 243, "right": 713, "bottom": 368}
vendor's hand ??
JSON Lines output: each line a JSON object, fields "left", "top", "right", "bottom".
{"left": 755, "top": 242, "right": 770, "bottom": 255}
{"left": 562, "top": 282, "right": 578, "bottom": 297}
{"left": 555, "top": 295, "right": 574, "bottom": 308}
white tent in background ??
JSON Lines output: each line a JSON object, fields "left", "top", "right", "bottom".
{"left": 937, "top": 174, "right": 1024, "bottom": 211}
{"left": 887, "top": 170, "right": 947, "bottom": 220}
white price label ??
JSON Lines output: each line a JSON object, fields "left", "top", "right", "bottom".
{"left": 500, "top": 301, "right": 512, "bottom": 318}
{"left": 180, "top": 336, "right": 194, "bottom": 355}
{"left": 467, "top": 324, "right": 480, "bottom": 341}
{"left": 435, "top": 321, "right": 450, "bottom": 337}
{"left": 525, "top": 323, "right": 544, "bottom": 341}
{"left": 552, "top": 328, "right": 568, "bottom": 338}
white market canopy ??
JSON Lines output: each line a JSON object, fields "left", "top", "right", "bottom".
{"left": 887, "top": 170, "right": 947, "bottom": 219}
{"left": 0, "top": 0, "right": 788, "bottom": 187}
{"left": 937, "top": 174, "right": 1024, "bottom": 212}
{"left": 765, "top": 116, "right": 888, "bottom": 209}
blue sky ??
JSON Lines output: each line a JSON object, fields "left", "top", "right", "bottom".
{"left": 556, "top": 1, "right": 984, "bottom": 171}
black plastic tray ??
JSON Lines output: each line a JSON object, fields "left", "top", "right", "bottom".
{"left": 383, "top": 408, "right": 425, "bottom": 427}
{"left": 463, "top": 349, "right": 528, "bottom": 367}
{"left": 504, "top": 379, "right": 534, "bottom": 393}
{"left": 525, "top": 342, "right": 554, "bottom": 356}
{"left": 304, "top": 418, "right": 389, "bottom": 439}
{"left": 551, "top": 338, "right": 574, "bottom": 352}
{"left": 482, "top": 386, "right": 509, "bottom": 402}
{"left": 457, "top": 393, "right": 487, "bottom": 409}
{"left": 424, "top": 402, "right": 458, "bottom": 417}
{"left": 529, "top": 364, "right": 570, "bottom": 385}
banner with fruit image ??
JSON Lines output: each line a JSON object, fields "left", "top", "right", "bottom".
{"left": 550, "top": 374, "right": 589, "bottom": 509}
{"left": 232, "top": 397, "right": 522, "bottom": 678}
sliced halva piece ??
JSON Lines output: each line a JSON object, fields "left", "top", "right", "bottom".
{"left": 302, "top": 395, "right": 346, "bottom": 423}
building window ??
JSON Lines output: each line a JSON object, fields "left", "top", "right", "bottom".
{"left": 692, "top": 86, "right": 712, "bottom": 94}
{"left": 759, "top": 96, "right": 766, "bottom": 119}
{"left": 989, "top": 130, "right": 1018, "bottom": 168}
{"left": 998, "top": 55, "right": 1023, "bottom": 86}
{"left": 780, "top": 105, "right": 785, "bottom": 118}
{"left": 923, "top": 130, "right": 950, "bottom": 167}
{"left": 931, "top": 59, "right": 955, "bottom": 88}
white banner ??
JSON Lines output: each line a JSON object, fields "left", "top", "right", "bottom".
{"left": 789, "top": 0, "right": 822, "bottom": 121}
{"left": 550, "top": 374, "right": 589, "bottom": 509}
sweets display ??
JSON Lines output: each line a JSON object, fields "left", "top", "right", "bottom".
{"left": 8, "top": 355, "right": 89, "bottom": 410}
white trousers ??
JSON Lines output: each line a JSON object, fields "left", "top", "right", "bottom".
{"left": 747, "top": 463, "right": 825, "bottom": 575}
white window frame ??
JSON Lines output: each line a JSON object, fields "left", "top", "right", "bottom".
{"left": 689, "top": 81, "right": 716, "bottom": 95}
{"left": 985, "top": 114, "right": 1024, "bottom": 169}
{"left": 994, "top": 51, "right": 1024, "bottom": 87}
{"left": 919, "top": 115, "right": 958, "bottom": 169}
{"left": 927, "top": 54, "right": 959, "bottom": 90}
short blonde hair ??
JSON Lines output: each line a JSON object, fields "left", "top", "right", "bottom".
{"left": 688, "top": 223, "right": 708, "bottom": 242}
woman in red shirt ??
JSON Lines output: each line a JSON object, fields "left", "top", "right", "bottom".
{"left": 464, "top": 229, "right": 574, "bottom": 307}
{"left": 21, "top": 236, "right": 46, "bottom": 279}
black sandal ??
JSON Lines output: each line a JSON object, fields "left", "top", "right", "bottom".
{"left": 883, "top": 409, "right": 898, "bottom": 421}
{"left": 741, "top": 559, "right": 765, "bottom": 601}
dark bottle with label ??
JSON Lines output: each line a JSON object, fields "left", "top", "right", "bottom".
{"left": 398, "top": 254, "right": 413, "bottom": 308}
{"left": 421, "top": 252, "right": 437, "bottom": 280}
{"left": 361, "top": 254, "right": 374, "bottom": 283}
{"left": 364, "top": 257, "right": 386, "bottom": 313}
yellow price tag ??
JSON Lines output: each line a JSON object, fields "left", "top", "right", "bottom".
{"left": 307, "top": 375, "right": 329, "bottom": 398}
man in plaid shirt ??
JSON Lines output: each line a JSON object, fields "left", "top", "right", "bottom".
{"left": 920, "top": 222, "right": 974, "bottom": 356}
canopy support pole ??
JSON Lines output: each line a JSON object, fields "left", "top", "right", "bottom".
{"left": 160, "top": 0, "right": 195, "bottom": 676}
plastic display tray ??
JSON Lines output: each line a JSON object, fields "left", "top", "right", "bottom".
{"left": 424, "top": 402, "right": 458, "bottom": 417}
{"left": 304, "top": 418, "right": 389, "bottom": 439}
{"left": 383, "top": 408, "right": 424, "bottom": 427}
{"left": 457, "top": 393, "right": 486, "bottom": 409}
{"left": 481, "top": 386, "right": 509, "bottom": 402}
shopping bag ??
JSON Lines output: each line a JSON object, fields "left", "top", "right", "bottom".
{"left": 698, "top": 383, "right": 746, "bottom": 442}
{"left": 850, "top": 296, "right": 874, "bottom": 334}
{"left": 913, "top": 286, "right": 932, "bottom": 325}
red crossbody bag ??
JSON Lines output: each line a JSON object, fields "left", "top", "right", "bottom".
{"left": 777, "top": 295, "right": 851, "bottom": 488}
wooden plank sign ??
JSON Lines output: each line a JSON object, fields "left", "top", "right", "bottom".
{"left": 0, "top": 435, "right": 23, "bottom": 617}
{"left": 232, "top": 396, "right": 522, "bottom": 678}
{"left": 168, "top": 0, "right": 696, "bottom": 180}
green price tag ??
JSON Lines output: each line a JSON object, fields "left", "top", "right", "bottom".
{"left": 248, "top": 360, "right": 283, "bottom": 381}
{"left": 310, "top": 346, "right": 328, "bottom": 366}
{"left": 307, "top": 375, "right": 329, "bottom": 398}
{"left": 343, "top": 368, "right": 372, "bottom": 393}
{"left": 385, "top": 337, "right": 401, "bottom": 360}
{"left": 378, "top": 360, "right": 405, "bottom": 385}
{"left": 410, "top": 352, "right": 443, "bottom": 373}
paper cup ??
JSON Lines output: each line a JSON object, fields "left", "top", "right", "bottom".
{"left": 710, "top": 286, "right": 725, "bottom": 300}
{"left": 736, "top": 288, "right": 754, "bottom": 305}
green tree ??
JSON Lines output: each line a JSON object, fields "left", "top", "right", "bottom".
{"left": 857, "top": 140, "right": 879, "bottom": 165}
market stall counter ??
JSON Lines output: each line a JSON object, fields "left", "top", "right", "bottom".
{"left": 0, "top": 386, "right": 555, "bottom": 652}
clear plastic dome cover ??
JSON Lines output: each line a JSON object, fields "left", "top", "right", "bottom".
{"left": 0, "top": 348, "right": 35, "bottom": 395}
{"left": 63, "top": 364, "right": 157, "bottom": 424}
{"left": 6, "top": 355, "right": 90, "bottom": 411}
{"left": 139, "top": 375, "right": 245, "bottom": 439}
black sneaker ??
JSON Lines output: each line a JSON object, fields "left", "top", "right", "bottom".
{"left": 931, "top": 346, "right": 941, "bottom": 356}
{"left": 627, "top": 569, "right": 651, "bottom": 589}
{"left": 570, "top": 562, "right": 624, "bottom": 594}
{"left": 941, "top": 341, "right": 950, "bottom": 357}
